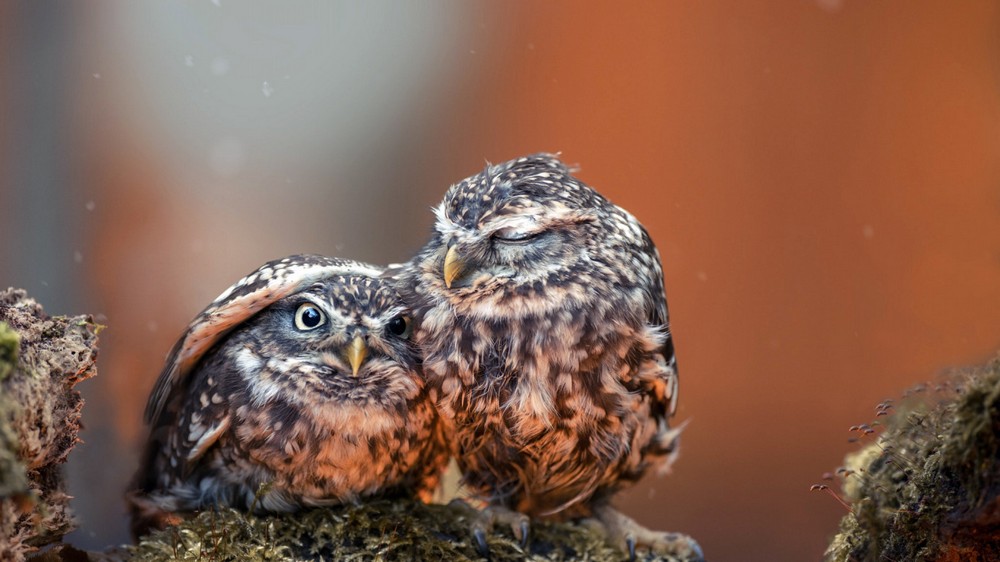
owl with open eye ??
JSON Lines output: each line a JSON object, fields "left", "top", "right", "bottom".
{"left": 127, "top": 255, "right": 449, "bottom": 538}
{"left": 397, "top": 154, "right": 701, "bottom": 559}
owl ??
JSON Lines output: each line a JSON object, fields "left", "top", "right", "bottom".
{"left": 128, "top": 255, "right": 449, "bottom": 538}
{"left": 398, "top": 154, "right": 701, "bottom": 558}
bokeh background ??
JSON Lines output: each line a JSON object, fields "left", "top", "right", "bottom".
{"left": 2, "top": 2, "right": 999, "bottom": 560}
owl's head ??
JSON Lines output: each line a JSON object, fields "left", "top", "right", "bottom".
{"left": 145, "top": 255, "right": 417, "bottom": 423}
{"left": 422, "top": 153, "right": 648, "bottom": 316}
{"left": 217, "top": 270, "right": 422, "bottom": 408}
{"left": 244, "top": 273, "right": 414, "bottom": 373}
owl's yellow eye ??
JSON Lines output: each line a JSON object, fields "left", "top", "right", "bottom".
{"left": 294, "top": 303, "right": 326, "bottom": 331}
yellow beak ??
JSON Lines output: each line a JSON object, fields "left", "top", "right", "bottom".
{"left": 443, "top": 245, "right": 466, "bottom": 289}
{"left": 345, "top": 335, "right": 367, "bottom": 377}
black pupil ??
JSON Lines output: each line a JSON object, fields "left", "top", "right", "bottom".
{"left": 387, "top": 316, "right": 407, "bottom": 336}
{"left": 301, "top": 306, "right": 321, "bottom": 328}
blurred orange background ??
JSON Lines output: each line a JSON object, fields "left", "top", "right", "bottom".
{"left": 2, "top": 2, "right": 999, "bottom": 560}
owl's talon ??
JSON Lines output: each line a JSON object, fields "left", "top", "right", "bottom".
{"left": 450, "top": 500, "right": 531, "bottom": 557}
{"left": 588, "top": 505, "right": 703, "bottom": 561}
{"left": 473, "top": 527, "right": 490, "bottom": 559}
{"left": 517, "top": 519, "right": 530, "bottom": 548}
{"left": 626, "top": 534, "right": 637, "bottom": 561}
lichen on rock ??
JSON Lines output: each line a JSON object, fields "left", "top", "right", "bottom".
{"left": 825, "top": 354, "right": 1000, "bottom": 562}
{"left": 0, "top": 288, "right": 100, "bottom": 561}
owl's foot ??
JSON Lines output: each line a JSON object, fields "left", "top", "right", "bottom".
{"left": 584, "top": 505, "right": 703, "bottom": 562}
{"left": 449, "top": 499, "right": 530, "bottom": 558}
{"left": 126, "top": 491, "right": 186, "bottom": 539}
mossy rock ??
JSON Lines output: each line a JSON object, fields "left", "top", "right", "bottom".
{"left": 128, "top": 499, "right": 693, "bottom": 562}
{"left": 0, "top": 289, "right": 101, "bottom": 561}
{"left": 825, "top": 355, "right": 1000, "bottom": 561}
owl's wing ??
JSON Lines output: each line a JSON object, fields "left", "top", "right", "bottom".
{"left": 171, "top": 361, "right": 233, "bottom": 469}
{"left": 144, "top": 254, "right": 383, "bottom": 424}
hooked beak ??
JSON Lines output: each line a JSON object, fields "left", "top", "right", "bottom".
{"left": 443, "top": 245, "right": 467, "bottom": 289}
{"left": 345, "top": 335, "right": 367, "bottom": 377}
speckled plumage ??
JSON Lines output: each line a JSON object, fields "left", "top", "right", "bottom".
{"left": 398, "top": 154, "right": 681, "bottom": 521}
{"left": 129, "top": 255, "right": 449, "bottom": 537}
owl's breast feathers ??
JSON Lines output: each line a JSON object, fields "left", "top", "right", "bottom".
{"left": 418, "top": 282, "right": 677, "bottom": 515}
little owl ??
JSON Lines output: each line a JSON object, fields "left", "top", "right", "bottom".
{"left": 397, "top": 154, "right": 700, "bottom": 559}
{"left": 129, "top": 254, "right": 448, "bottom": 537}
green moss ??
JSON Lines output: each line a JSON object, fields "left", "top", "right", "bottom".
{"left": 826, "top": 355, "right": 1000, "bottom": 561}
{"left": 0, "top": 401, "right": 29, "bottom": 499}
{"left": 0, "top": 321, "right": 28, "bottom": 499}
{"left": 130, "top": 499, "right": 690, "bottom": 562}
{"left": 0, "top": 321, "right": 18, "bottom": 382}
